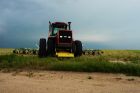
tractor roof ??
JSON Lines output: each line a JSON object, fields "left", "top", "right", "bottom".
{"left": 52, "top": 22, "right": 67, "bottom": 28}
{"left": 52, "top": 22, "right": 67, "bottom": 25}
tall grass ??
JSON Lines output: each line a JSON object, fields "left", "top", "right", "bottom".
{"left": 0, "top": 54, "right": 140, "bottom": 76}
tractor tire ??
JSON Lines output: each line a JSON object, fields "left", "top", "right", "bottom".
{"left": 73, "top": 40, "right": 82, "bottom": 57}
{"left": 47, "top": 39, "right": 55, "bottom": 56}
{"left": 38, "top": 38, "right": 47, "bottom": 57}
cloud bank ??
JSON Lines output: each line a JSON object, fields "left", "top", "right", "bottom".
{"left": 0, "top": 0, "right": 140, "bottom": 49}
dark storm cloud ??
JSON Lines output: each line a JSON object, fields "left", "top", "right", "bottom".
{"left": 0, "top": 0, "right": 50, "bottom": 48}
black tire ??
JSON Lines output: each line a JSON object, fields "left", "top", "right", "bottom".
{"left": 73, "top": 40, "right": 82, "bottom": 57}
{"left": 47, "top": 38, "right": 55, "bottom": 56}
{"left": 38, "top": 38, "right": 47, "bottom": 57}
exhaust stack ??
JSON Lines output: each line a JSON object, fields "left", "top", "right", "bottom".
{"left": 68, "top": 22, "right": 71, "bottom": 30}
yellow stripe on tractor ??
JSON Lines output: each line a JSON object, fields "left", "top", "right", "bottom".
{"left": 56, "top": 52, "right": 74, "bottom": 57}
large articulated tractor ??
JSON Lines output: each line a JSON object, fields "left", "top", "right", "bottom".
{"left": 38, "top": 21, "right": 82, "bottom": 57}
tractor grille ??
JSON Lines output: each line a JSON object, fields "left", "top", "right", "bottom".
{"left": 59, "top": 31, "right": 72, "bottom": 43}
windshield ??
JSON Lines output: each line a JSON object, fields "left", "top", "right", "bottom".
{"left": 52, "top": 27, "right": 66, "bottom": 35}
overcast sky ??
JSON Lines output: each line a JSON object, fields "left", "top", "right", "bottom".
{"left": 0, "top": 0, "right": 140, "bottom": 49}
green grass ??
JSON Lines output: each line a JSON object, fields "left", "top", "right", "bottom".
{"left": 0, "top": 49, "right": 140, "bottom": 76}
{"left": 0, "top": 54, "right": 140, "bottom": 76}
{"left": 102, "top": 50, "right": 140, "bottom": 64}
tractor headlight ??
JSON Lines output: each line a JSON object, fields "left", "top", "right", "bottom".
{"left": 68, "top": 36, "right": 71, "bottom": 38}
{"left": 60, "top": 36, "right": 63, "bottom": 38}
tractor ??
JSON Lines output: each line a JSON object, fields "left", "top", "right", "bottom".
{"left": 38, "top": 21, "right": 82, "bottom": 57}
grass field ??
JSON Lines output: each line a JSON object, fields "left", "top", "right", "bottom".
{"left": 102, "top": 50, "right": 140, "bottom": 64}
{"left": 0, "top": 48, "right": 140, "bottom": 76}
{"left": 0, "top": 48, "right": 14, "bottom": 55}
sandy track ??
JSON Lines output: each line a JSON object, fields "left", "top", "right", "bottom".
{"left": 0, "top": 71, "right": 140, "bottom": 93}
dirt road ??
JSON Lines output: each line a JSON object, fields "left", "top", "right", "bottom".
{"left": 0, "top": 71, "right": 140, "bottom": 93}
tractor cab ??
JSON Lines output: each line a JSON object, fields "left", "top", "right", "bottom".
{"left": 49, "top": 22, "right": 71, "bottom": 36}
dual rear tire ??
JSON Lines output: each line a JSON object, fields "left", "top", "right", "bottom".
{"left": 47, "top": 39, "right": 55, "bottom": 56}
{"left": 38, "top": 38, "right": 47, "bottom": 57}
{"left": 72, "top": 40, "right": 82, "bottom": 57}
{"left": 38, "top": 38, "right": 55, "bottom": 57}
